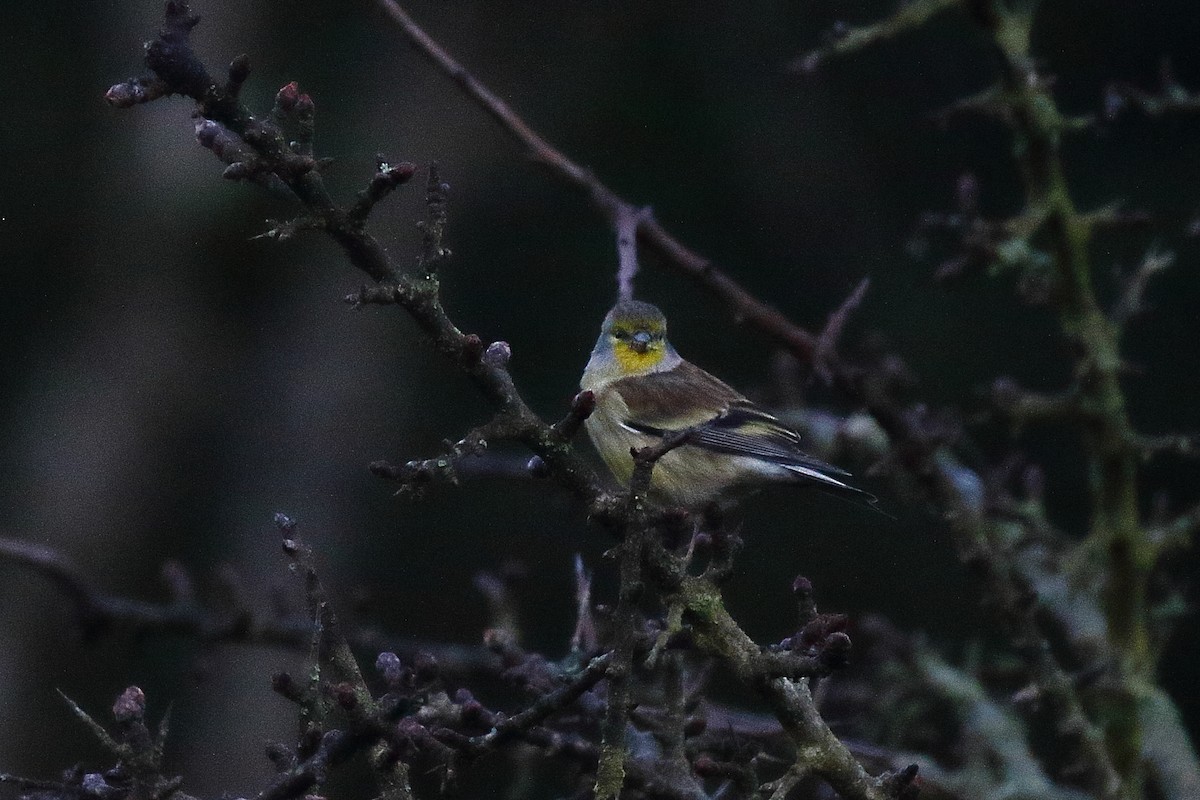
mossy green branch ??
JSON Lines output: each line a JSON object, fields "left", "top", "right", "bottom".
{"left": 977, "top": 0, "right": 1150, "bottom": 792}
{"left": 594, "top": 442, "right": 666, "bottom": 800}
{"left": 676, "top": 575, "right": 890, "bottom": 800}
{"left": 788, "top": 0, "right": 962, "bottom": 74}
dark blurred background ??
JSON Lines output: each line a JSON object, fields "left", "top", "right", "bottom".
{"left": 1, "top": 0, "right": 1198, "bottom": 795}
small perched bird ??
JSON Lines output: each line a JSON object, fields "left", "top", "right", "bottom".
{"left": 580, "top": 299, "right": 873, "bottom": 509}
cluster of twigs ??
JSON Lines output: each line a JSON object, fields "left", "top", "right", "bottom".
{"left": 0, "top": 1, "right": 1197, "bottom": 800}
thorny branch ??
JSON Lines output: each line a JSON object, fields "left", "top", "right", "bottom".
{"left": 56, "top": 4, "right": 913, "bottom": 800}
{"left": 785, "top": 0, "right": 960, "bottom": 76}
{"left": 596, "top": 428, "right": 699, "bottom": 800}
{"left": 0, "top": 535, "right": 496, "bottom": 677}
{"left": 375, "top": 2, "right": 1197, "bottom": 800}
{"left": 788, "top": 2, "right": 1197, "bottom": 799}
{"left": 1104, "top": 59, "right": 1200, "bottom": 120}
{"left": 109, "top": 2, "right": 605, "bottom": 513}
{"left": 1, "top": 523, "right": 633, "bottom": 800}
{"left": 1, "top": 3, "right": 1193, "bottom": 800}
{"left": 374, "top": 0, "right": 824, "bottom": 364}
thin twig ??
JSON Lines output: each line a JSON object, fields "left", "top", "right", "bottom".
{"left": 616, "top": 205, "right": 653, "bottom": 302}
{"left": 812, "top": 278, "right": 870, "bottom": 385}
{"left": 110, "top": 3, "right": 608, "bottom": 514}
{"left": 375, "top": 0, "right": 822, "bottom": 361}
{"left": 478, "top": 652, "right": 612, "bottom": 749}
{"left": 0, "top": 535, "right": 497, "bottom": 677}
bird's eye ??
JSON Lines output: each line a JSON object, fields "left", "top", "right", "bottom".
{"left": 613, "top": 330, "right": 631, "bottom": 340}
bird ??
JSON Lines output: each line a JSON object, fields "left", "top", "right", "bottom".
{"left": 579, "top": 299, "right": 875, "bottom": 509}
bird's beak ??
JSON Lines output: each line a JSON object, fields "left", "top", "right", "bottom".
{"left": 630, "top": 330, "right": 652, "bottom": 354}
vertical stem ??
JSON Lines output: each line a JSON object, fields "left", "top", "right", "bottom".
{"left": 979, "top": 2, "right": 1150, "bottom": 793}
{"left": 595, "top": 503, "right": 650, "bottom": 800}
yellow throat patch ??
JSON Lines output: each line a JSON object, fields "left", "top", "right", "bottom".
{"left": 613, "top": 342, "right": 666, "bottom": 374}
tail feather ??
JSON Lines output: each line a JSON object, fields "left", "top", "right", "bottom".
{"left": 780, "top": 463, "right": 890, "bottom": 517}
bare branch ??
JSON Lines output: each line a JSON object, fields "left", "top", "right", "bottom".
{"left": 0, "top": 535, "right": 496, "bottom": 677}
{"left": 1134, "top": 432, "right": 1200, "bottom": 461}
{"left": 787, "top": 0, "right": 961, "bottom": 75}
{"left": 813, "top": 278, "right": 869, "bottom": 385}
{"left": 375, "top": 0, "right": 821, "bottom": 361}
{"left": 1105, "top": 59, "right": 1200, "bottom": 120}
{"left": 616, "top": 205, "right": 653, "bottom": 302}
{"left": 1112, "top": 245, "right": 1174, "bottom": 331}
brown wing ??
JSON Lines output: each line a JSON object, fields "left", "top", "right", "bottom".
{"left": 613, "top": 362, "right": 851, "bottom": 477}
{"left": 609, "top": 361, "right": 744, "bottom": 429}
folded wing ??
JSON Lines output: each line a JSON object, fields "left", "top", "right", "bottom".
{"left": 612, "top": 363, "right": 868, "bottom": 498}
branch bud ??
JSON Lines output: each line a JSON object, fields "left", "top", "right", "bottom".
{"left": 226, "top": 54, "right": 251, "bottom": 95}
{"left": 526, "top": 455, "right": 549, "bottom": 478}
{"left": 375, "top": 651, "right": 405, "bottom": 689}
{"left": 105, "top": 77, "right": 168, "bottom": 108}
{"left": 271, "top": 671, "right": 303, "bottom": 702}
{"left": 276, "top": 81, "right": 300, "bottom": 112}
{"left": 571, "top": 390, "right": 596, "bottom": 419}
{"left": 112, "top": 686, "right": 146, "bottom": 723}
{"left": 482, "top": 341, "right": 511, "bottom": 368}
{"left": 819, "top": 631, "right": 852, "bottom": 669}
{"left": 330, "top": 682, "right": 358, "bottom": 710}
{"left": 222, "top": 161, "right": 256, "bottom": 181}
{"left": 413, "top": 652, "right": 439, "bottom": 683}
{"left": 460, "top": 334, "right": 484, "bottom": 365}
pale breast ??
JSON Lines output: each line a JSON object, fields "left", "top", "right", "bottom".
{"left": 583, "top": 385, "right": 649, "bottom": 486}
{"left": 584, "top": 385, "right": 776, "bottom": 506}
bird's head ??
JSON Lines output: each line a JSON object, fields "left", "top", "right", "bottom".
{"left": 592, "top": 299, "right": 679, "bottom": 377}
